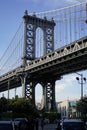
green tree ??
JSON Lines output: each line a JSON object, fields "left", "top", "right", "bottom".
{"left": 8, "top": 97, "right": 39, "bottom": 118}
{"left": 76, "top": 96, "right": 87, "bottom": 118}
{"left": 0, "top": 97, "right": 9, "bottom": 113}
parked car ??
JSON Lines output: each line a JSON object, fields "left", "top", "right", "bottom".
{"left": 0, "top": 120, "right": 14, "bottom": 130}
{"left": 14, "top": 118, "right": 28, "bottom": 128}
{"left": 44, "top": 118, "right": 50, "bottom": 124}
{"left": 62, "top": 119, "right": 86, "bottom": 130}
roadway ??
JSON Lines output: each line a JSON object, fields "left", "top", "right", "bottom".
{"left": 38, "top": 123, "right": 57, "bottom": 130}
{"left": 0, "top": 36, "right": 87, "bottom": 92}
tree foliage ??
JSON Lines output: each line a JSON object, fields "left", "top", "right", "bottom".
{"left": 8, "top": 97, "right": 39, "bottom": 118}
{"left": 0, "top": 97, "right": 39, "bottom": 119}
{"left": 76, "top": 96, "right": 87, "bottom": 117}
{"left": 0, "top": 97, "right": 9, "bottom": 113}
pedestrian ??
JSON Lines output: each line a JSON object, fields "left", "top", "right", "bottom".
{"left": 35, "top": 118, "right": 39, "bottom": 130}
{"left": 41, "top": 118, "right": 44, "bottom": 130}
{"left": 57, "top": 119, "right": 61, "bottom": 130}
{"left": 18, "top": 120, "right": 28, "bottom": 130}
{"left": 28, "top": 118, "right": 35, "bottom": 130}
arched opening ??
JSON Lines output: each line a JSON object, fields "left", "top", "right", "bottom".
{"left": 35, "top": 83, "right": 44, "bottom": 110}
{"left": 35, "top": 27, "right": 44, "bottom": 58}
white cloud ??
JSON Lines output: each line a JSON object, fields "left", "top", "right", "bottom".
{"left": 55, "top": 74, "right": 76, "bottom": 92}
{"left": 55, "top": 83, "right": 66, "bottom": 92}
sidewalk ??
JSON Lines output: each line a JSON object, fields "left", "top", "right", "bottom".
{"left": 38, "top": 123, "right": 57, "bottom": 130}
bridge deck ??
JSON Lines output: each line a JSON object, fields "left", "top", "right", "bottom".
{"left": 0, "top": 36, "right": 87, "bottom": 92}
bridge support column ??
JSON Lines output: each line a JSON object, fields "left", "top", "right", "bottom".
{"left": 25, "top": 80, "right": 56, "bottom": 111}
{"left": 50, "top": 81, "right": 57, "bottom": 111}
{"left": 25, "top": 81, "right": 35, "bottom": 105}
{"left": 21, "top": 76, "right": 26, "bottom": 97}
{"left": 8, "top": 80, "right": 10, "bottom": 99}
{"left": 43, "top": 80, "right": 56, "bottom": 112}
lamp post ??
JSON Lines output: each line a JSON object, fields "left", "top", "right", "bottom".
{"left": 76, "top": 72, "right": 86, "bottom": 100}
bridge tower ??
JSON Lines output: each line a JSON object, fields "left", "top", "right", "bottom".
{"left": 22, "top": 10, "right": 56, "bottom": 111}
{"left": 23, "top": 10, "right": 55, "bottom": 65}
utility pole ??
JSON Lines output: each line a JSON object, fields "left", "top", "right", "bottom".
{"left": 76, "top": 72, "right": 86, "bottom": 100}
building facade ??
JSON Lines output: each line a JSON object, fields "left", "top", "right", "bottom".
{"left": 57, "top": 100, "right": 78, "bottom": 118}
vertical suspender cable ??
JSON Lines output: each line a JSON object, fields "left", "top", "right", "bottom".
{"left": 65, "top": 12, "right": 67, "bottom": 44}
{"left": 80, "top": 4, "right": 83, "bottom": 38}
{"left": 69, "top": 7, "right": 72, "bottom": 43}
{"left": 74, "top": 6, "right": 77, "bottom": 41}
{"left": 85, "top": 3, "right": 87, "bottom": 23}
{"left": 59, "top": 11, "right": 62, "bottom": 44}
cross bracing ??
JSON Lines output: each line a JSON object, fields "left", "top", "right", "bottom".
{"left": 0, "top": 2, "right": 87, "bottom": 76}
{"left": 0, "top": 2, "right": 87, "bottom": 111}
{"left": 0, "top": 36, "right": 87, "bottom": 84}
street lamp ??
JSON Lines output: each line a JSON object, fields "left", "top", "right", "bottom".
{"left": 76, "top": 72, "right": 86, "bottom": 100}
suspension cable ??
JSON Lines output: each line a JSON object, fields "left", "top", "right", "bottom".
{"left": 0, "top": 20, "right": 23, "bottom": 62}
{"left": 34, "top": 1, "right": 87, "bottom": 16}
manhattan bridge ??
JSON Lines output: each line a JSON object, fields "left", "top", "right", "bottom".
{"left": 0, "top": 2, "right": 87, "bottom": 111}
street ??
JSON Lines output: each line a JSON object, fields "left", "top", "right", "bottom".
{"left": 38, "top": 123, "right": 57, "bottom": 130}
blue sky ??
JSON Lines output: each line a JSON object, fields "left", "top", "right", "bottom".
{"left": 0, "top": 0, "right": 87, "bottom": 102}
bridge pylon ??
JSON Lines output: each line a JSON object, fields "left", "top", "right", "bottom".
{"left": 25, "top": 78, "right": 57, "bottom": 112}
{"left": 21, "top": 10, "right": 56, "bottom": 111}
{"left": 22, "top": 10, "right": 55, "bottom": 65}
